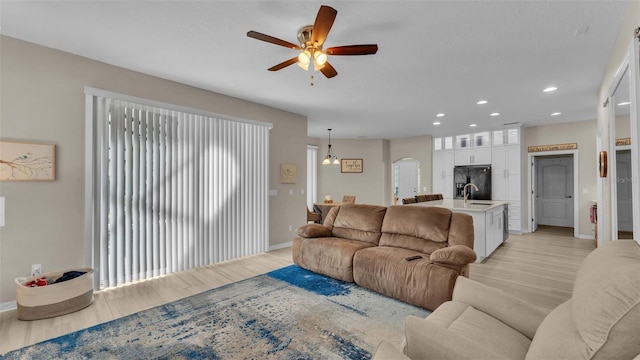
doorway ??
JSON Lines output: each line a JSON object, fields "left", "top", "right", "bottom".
{"left": 393, "top": 159, "right": 419, "bottom": 203}
{"left": 529, "top": 151, "right": 578, "bottom": 237}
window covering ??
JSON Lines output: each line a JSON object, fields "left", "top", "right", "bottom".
{"left": 85, "top": 90, "right": 270, "bottom": 289}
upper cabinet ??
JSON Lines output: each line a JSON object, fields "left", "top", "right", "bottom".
{"left": 454, "top": 132, "right": 490, "bottom": 149}
{"left": 454, "top": 131, "right": 492, "bottom": 165}
{"left": 492, "top": 128, "right": 520, "bottom": 146}
{"left": 434, "top": 136, "right": 454, "bottom": 151}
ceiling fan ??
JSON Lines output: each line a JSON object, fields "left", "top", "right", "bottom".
{"left": 246, "top": 5, "right": 378, "bottom": 79}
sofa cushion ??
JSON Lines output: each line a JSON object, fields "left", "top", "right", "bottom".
{"left": 353, "top": 246, "right": 458, "bottom": 310}
{"left": 292, "top": 236, "right": 375, "bottom": 282}
{"left": 324, "top": 204, "right": 387, "bottom": 245}
{"left": 378, "top": 206, "right": 452, "bottom": 253}
{"left": 525, "top": 300, "right": 590, "bottom": 360}
{"left": 426, "top": 301, "right": 531, "bottom": 359}
{"left": 570, "top": 240, "right": 640, "bottom": 358}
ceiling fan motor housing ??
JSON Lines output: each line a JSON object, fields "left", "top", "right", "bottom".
{"left": 297, "top": 25, "right": 315, "bottom": 48}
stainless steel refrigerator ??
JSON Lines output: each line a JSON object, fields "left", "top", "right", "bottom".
{"left": 453, "top": 165, "right": 492, "bottom": 200}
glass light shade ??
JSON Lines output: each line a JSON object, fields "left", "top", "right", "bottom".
{"left": 297, "top": 62, "right": 309, "bottom": 71}
{"left": 332, "top": 157, "right": 340, "bottom": 165}
{"left": 322, "top": 157, "right": 331, "bottom": 165}
{"left": 298, "top": 50, "right": 311, "bottom": 65}
{"left": 314, "top": 51, "right": 328, "bottom": 66}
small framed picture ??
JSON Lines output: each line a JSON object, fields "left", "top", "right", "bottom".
{"left": 341, "top": 159, "right": 363, "bottom": 173}
{"left": 0, "top": 141, "right": 56, "bottom": 181}
{"left": 280, "top": 163, "right": 297, "bottom": 183}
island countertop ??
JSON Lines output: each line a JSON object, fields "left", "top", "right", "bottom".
{"left": 406, "top": 199, "right": 508, "bottom": 212}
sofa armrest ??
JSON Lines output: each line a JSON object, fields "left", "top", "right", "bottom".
{"left": 372, "top": 341, "right": 410, "bottom": 360}
{"left": 453, "top": 276, "right": 549, "bottom": 339}
{"left": 295, "top": 224, "right": 332, "bottom": 238}
{"left": 404, "top": 315, "right": 510, "bottom": 360}
{"left": 430, "top": 245, "right": 477, "bottom": 266}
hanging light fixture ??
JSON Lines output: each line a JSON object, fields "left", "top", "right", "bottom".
{"left": 322, "top": 128, "right": 340, "bottom": 165}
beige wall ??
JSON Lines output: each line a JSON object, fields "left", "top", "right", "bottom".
{"left": 0, "top": 36, "right": 307, "bottom": 304}
{"left": 596, "top": 1, "right": 640, "bottom": 244}
{"left": 310, "top": 135, "right": 434, "bottom": 207}
{"left": 522, "top": 120, "right": 598, "bottom": 238}
{"left": 314, "top": 138, "right": 390, "bottom": 206}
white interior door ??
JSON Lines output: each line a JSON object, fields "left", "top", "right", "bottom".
{"left": 616, "top": 149, "right": 633, "bottom": 232}
{"left": 536, "top": 156, "right": 574, "bottom": 227}
{"left": 395, "top": 159, "right": 419, "bottom": 201}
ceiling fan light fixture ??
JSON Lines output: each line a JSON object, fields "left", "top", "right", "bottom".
{"left": 298, "top": 50, "right": 311, "bottom": 65}
{"left": 297, "top": 61, "right": 309, "bottom": 71}
{"left": 314, "top": 51, "right": 328, "bottom": 66}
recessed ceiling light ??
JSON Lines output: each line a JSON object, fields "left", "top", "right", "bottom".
{"left": 617, "top": 101, "right": 631, "bottom": 106}
{"left": 551, "top": 112, "right": 562, "bottom": 116}
{"left": 436, "top": 113, "right": 445, "bottom": 117}
{"left": 490, "top": 112, "right": 500, "bottom": 116}
{"left": 469, "top": 124, "right": 477, "bottom": 127}
{"left": 433, "top": 121, "right": 441, "bottom": 126}
{"left": 476, "top": 100, "right": 488, "bottom": 105}
{"left": 543, "top": 86, "right": 558, "bottom": 93}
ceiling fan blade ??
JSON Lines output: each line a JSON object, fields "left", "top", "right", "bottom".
{"left": 311, "top": 5, "right": 337, "bottom": 47}
{"left": 320, "top": 62, "right": 338, "bottom": 78}
{"left": 247, "top": 30, "right": 302, "bottom": 50}
{"left": 325, "top": 44, "right": 378, "bottom": 56}
{"left": 268, "top": 57, "right": 299, "bottom": 71}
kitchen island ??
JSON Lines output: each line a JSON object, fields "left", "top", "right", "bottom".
{"left": 407, "top": 199, "right": 508, "bottom": 262}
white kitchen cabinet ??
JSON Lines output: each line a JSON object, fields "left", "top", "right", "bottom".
{"left": 455, "top": 147, "right": 492, "bottom": 166}
{"left": 454, "top": 203, "right": 506, "bottom": 262}
{"left": 485, "top": 207, "right": 505, "bottom": 256}
{"left": 454, "top": 131, "right": 492, "bottom": 165}
{"left": 492, "top": 143, "right": 522, "bottom": 232}
{"left": 432, "top": 149, "right": 454, "bottom": 198}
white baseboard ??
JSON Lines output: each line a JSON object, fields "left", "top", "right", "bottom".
{"left": 578, "top": 234, "right": 595, "bottom": 240}
{"left": 269, "top": 241, "right": 292, "bottom": 251}
{"left": 0, "top": 300, "right": 17, "bottom": 313}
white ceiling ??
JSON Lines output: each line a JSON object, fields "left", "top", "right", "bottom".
{"left": 0, "top": 1, "right": 629, "bottom": 139}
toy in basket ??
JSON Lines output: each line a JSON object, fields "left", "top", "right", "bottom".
{"left": 15, "top": 268, "right": 94, "bottom": 320}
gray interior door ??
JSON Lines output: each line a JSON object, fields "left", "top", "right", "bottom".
{"left": 536, "top": 156, "right": 574, "bottom": 227}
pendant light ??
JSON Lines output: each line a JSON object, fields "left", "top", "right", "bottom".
{"left": 322, "top": 129, "right": 340, "bottom": 165}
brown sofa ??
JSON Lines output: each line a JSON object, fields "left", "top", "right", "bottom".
{"left": 292, "top": 203, "right": 476, "bottom": 311}
{"left": 373, "top": 239, "right": 640, "bottom": 359}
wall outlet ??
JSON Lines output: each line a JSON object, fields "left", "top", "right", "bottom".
{"left": 31, "top": 264, "right": 42, "bottom": 277}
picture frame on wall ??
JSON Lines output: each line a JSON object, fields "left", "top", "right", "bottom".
{"left": 280, "top": 163, "right": 297, "bottom": 183}
{"left": 341, "top": 159, "right": 363, "bottom": 173}
{"left": 0, "top": 141, "right": 56, "bottom": 181}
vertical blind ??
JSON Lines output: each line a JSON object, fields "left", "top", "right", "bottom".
{"left": 87, "top": 93, "right": 270, "bottom": 289}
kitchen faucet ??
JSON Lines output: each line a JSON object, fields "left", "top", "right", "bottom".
{"left": 463, "top": 183, "right": 479, "bottom": 203}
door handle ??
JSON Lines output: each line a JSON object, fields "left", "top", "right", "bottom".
{"left": 566, "top": 195, "right": 572, "bottom": 198}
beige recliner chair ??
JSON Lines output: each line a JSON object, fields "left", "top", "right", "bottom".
{"left": 373, "top": 240, "right": 640, "bottom": 360}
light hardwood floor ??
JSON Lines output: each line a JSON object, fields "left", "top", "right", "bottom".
{"left": 0, "top": 227, "right": 594, "bottom": 355}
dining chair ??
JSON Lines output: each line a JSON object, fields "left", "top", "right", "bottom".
{"left": 342, "top": 195, "right": 356, "bottom": 203}
{"left": 307, "top": 207, "right": 322, "bottom": 223}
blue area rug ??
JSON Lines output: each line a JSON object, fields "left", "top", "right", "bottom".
{"left": 2, "top": 265, "right": 429, "bottom": 359}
